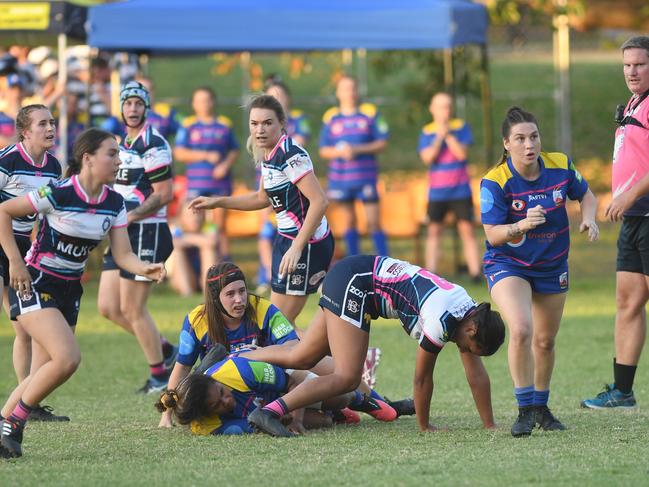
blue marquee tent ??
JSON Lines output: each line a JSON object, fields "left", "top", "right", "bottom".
{"left": 87, "top": 0, "right": 488, "bottom": 53}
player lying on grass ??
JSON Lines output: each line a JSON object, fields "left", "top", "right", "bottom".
{"left": 156, "top": 347, "right": 392, "bottom": 435}
{"left": 239, "top": 255, "right": 506, "bottom": 437}
{"left": 158, "top": 261, "right": 413, "bottom": 429}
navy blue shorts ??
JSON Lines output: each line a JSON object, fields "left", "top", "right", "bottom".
{"left": 427, "top": 198, "right": 474, "bottom": 223}
{"left": 271, "top": 232, "right": 334, "bottom": 296}
{"left": 327, "top": 182, "right": 379, "bottom": 203}
{"left": 9, "top": 266, "right": 83, "bottom": 327}
{"left": 103, "top": 222, "right": 173, "bottom": 281}
{"left": 318, "top": 255, "right": 377, "bottom": 332}
{"left": 0, "top": 235, "right": 32, "bottom": 287}
{"left": 484, "top": 263, "right": 569, "bottom": 294}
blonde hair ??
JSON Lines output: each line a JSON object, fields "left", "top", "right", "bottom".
{"left": 245, "top": 94, "right": 287, "bottom": 164}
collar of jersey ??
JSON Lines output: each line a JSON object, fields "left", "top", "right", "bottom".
{"left": 71, "top": 175, "right": 108, "bottom": 205}
{"left": 265, "top": 134, "right": 288, "bottom": 161}
{"left": 506, "top": 155, "right": 545, "bottom": 184}
{"left": 18, "top": 142, "right": 47, "bottom": 168}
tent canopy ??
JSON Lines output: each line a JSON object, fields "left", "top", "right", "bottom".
{"left": 88, "top": 0, "right": 488, "bottom": 53}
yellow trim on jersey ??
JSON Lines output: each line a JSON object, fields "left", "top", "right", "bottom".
{"left": 187, "top": 304, "right": 208, "bottom": 340}
{"left": 422, "top": 118, "right": 465, "bottom": 135}
{"left": 359, "top": 102, "right": 377, "bottom": 118}
{"left": 483, "top": 162, "right": 514, "bottom": 190}
{"left": 181, "top": 115, "right": 197, "bottom": 128}
{"left": 322, "top": 106, "right": 340, "bottom": 123}
{"left": 289, "top": 109, "right": 303, "bottom": 118}
{"left": 253, "top": 296, "right": 271, "bottom": 330}
{"left": 190, "top": 413, "right": 222, "bottom": 436}
{"left": 541, "top": 151, "right": 569, "bottom": 170}
{"left": 211, "top": 359, "right": 251, "bottom": 392}
{"left": 216, "top": 115, "right": 233, "bottom": 128}
{"left": 153, "top": 102, "right": 171, "bottom": 117}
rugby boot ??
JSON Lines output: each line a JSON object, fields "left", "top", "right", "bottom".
{"left": 511, "top": 406, "right": 535, "bottom": 437}
{"left": 0, "top": 419, "right": 23, "bottom": 458}
{"left": 535, "top": 405, "right": 566, "bottom": 431}
{"left": 248, "top": 407, "right": 295, "bottom": 437}
{"left": 29, "top": 405, "right": 70, "bottom": 422}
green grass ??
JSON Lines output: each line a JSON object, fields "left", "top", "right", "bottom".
{"left": 1, "top": 222, "right": 648, "bottom": 485}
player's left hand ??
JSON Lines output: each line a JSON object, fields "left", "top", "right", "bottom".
{"left": 142, "top": 262, "right": 166, "bottom": 283}
{"left": 605, "top": 192, "right": 634, "bottom": 222}
{"left": 579, "top": 219, "right": 599, "bottom": 242}
{"left": 211, "top": 163, "right": 229, "bottom": 180}
{"left": 278, "top": 243, "right": 303, "bottom": 279}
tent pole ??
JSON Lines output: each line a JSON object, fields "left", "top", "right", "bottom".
{"left": 443, "top": 48, "right": 454, "bottom": 94}
{"left": 357, "top": 48, "right": 368, "bottom": 97}
{"left": 58, "top": 33, "right": 68, "bottom": 168}
{"left": 479, "top": 43, "right": 493, "bottom": 164}
{"left": 553, "top": 0, "right": 571, "bottom": 154}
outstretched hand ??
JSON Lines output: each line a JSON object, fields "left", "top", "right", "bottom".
{"left": 187, "top": 196, "right": 221, "bottom": 212}
{"left": 579, "top": 219, "right": 600, "bottom": 242}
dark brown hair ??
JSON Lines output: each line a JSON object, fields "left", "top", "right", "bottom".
{"left": 498, "top": 106, "right": 539, "bottom": 164}
{"left": 155, "top": 375, "right": 215, "bottom": 425}
{"left": 470, "top": 302, "right": 505, "bottom": 356}
{"left": 198, "top": 262, "right": 260, "bottom": 350}
{"left": 67, "top": 128, "right": 116, "bottom": 178}
{"left": 15, "top": 104, "right": 50, "bottom": 142}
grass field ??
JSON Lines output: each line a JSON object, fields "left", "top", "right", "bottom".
{"left": 1, "top": 222, "right": 648, "bottom": 486}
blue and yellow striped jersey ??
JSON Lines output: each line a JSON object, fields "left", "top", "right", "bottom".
{"left": 177, "top": 295, "right": 298, "bottom": 366}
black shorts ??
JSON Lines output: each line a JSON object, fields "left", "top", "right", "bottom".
{"left": 0, "top": 235, "right": 32, "bottom": 287}
{"left": 103, "top": 222, "right": 173, "bottom": 281}
{"left": 9, "top": 267, "right": 83, "bottom": 327}
{"left": 616, "top": 216, "right": 649, "bottom": 275}
{"left": 271, "top": 232, "right": 334, "bottom": 296}
{"left": 427, "top": 198, "right": 474, "bottom": 223}
{"left": 318, "top": 255, "right": 377, "bottom": 333}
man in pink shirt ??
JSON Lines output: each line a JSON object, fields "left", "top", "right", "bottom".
{"left": 582, "top": 36, "right": 649, "bottom": 409}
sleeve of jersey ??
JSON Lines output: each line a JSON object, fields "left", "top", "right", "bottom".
{"left": 0, "top": 164, "right": 9, "bottom": 189}
{"left": 176, "top": 315, "right": 201, "bottom": 366}
{"left": 264, "top": 304, "right": 299, "bottom": 345}
{"left": 283, "top": 150, "right": 314, "bottom": 184}
{"left": 241, "top": 359, "right": 288, "bottom": 393}
{"left": 113, "top": 202, "right": 128, "bottom": 228}
{"left": 480, "top": 179, "right": 509, "bottom": 225}
{"left": 372, "top": 113, "right": 390, "bottom": 140}
{"left": 296, "top": 117, "right": 312, "bottom": 140}
{"left": 174, "top": 126, "right": 188, "bottom": 148}
{"left": 566, "top": 159, "right": 589, "bottom": 201}
{"left": 227, "top": 128, "right": 240, "bottom": 151}
{"left": 417, "top": 131, "right": 433, "bottom": 152}
{"left": 143, "top": 145, "right": 173, "bottom": 183}
{"left": 26, "top": 183, "right": 56, "bottom": 214}
{"left": 319, "top": 122, "right": 333, "bottom": 147}
{"left": 457, "top": 123, "right": 473, "bottom": 146}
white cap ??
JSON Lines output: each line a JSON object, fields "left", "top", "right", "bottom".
{"left": 39, "top": 59, "right": 59, "bottom": 79}
{"left": 27, "top": 46, "right": 52, "bottom": 65}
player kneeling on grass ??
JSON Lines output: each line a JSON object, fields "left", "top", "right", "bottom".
{"left": 156, "top": 348, "right": 384, "bottom": 435}
{"left": 240, "top": 255, "right": 505, "bottom": 437}
{"left": 159, "top": 261, "right": 408, "bottom": 428}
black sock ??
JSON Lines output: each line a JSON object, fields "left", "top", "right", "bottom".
{"left": 161, "top": 338, "right": 174, "bottom": 359}
{"left": 614, "top": 357, "right": 637, "bottom": 394}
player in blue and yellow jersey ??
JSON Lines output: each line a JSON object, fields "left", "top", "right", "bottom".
{"left": 0, "top": 128, "right": 166, "bottom": 458}
{"left": 158, "top": 262, "right": 299, "bottom": 427}
{"left": 174, "top": 86, "right": 239, "bottom": 261}
{"left": 0, "top": 105, "right": 67, "bottom": 423}
{"left": 418, "top": 93, "right": 481, "bottom": 280}
{"left": 97, "top": 82, "right": 177, "bottom": 395}
{"left": 189, "top": 95, "right": 332, "bottom": 324}
{"left": 100, "top": 76, "right": 180, "bottom": 141}
{"left": 241, "top": 254, "right": 505, "bottom": 437}
{"left": 480, "top": 107, "right": 599, "bottom": 437}
{"left": 256, "top": 79, "right": 312, "bottom": 293}
{"left": 319, "top": 75, "right": 389, "bottom": 257}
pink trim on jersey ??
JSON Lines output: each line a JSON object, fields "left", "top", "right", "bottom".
{"left": 278, "top": 227, "right": 331, "bottom": 244}
{"left": 506, "top": 179, "right": 569, "bottom": 198}
{"left": 112, "top": 223, "right": 128, "bottom": 229}
{"left": 265, "top": 135, "right": 288, "bottom": 161}
{"left": 374, "top": 273, "right": 411, "bottom": 284}
{"left": 70, "top": 176, "right": 108, "bottom": 204}
{"left": 428, "top": 169, "right": 469, "bottom": 188}
{"left": 26, "top": 193, "right": 39, "bottom": 213}
{"left": 511, "top": 204, "right": 566, "bottom": 218}
{"left": 17, "top": 143, "right": 46, "bottom": 168}
{"left": 290, "top": 168, "right": 313, "bottom": 185}
{"left": 283, "top": 211, "right": 302, "bottom": 231}
{"left": 123, "top": 124, "right": 150, "bottom": 150}
{"left": 376, "top": 287, "right": 419, "bottom": 315}
{"left": 417, "top": 269, "right": 455, "bottom": 290}
{"left": 132, "top": 188, "right": 146, "bottom": 203}
{"left": 27, "top": 262, "right": 80, "bottom": 281}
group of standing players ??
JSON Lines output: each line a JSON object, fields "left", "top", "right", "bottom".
{"left": 2, "top": 35, "right": 649, "bottom": 457}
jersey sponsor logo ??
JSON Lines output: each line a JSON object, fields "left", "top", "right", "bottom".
{"left": 290, "top": 274, "right": 304, "bottom": 286}
{"left": 386, "top": 263, "right": 406, "bottom": 276}
{"left": 102, "top": 217, "right": 111, "bottom": 232}
{"left": 308, "top": 270, "right": 326, "bottom": 286}
{"left": 528, "top": 231, "right": 557, "bottom": 240}
{"left": 39, "top": 292, "right": 52, "bottom": 302}
{"left": 286, "top": 153, "right": 309, "bottom": 169}
{"left": 528, "top": 193, "right": 547, "bottom": 201}
{"left": 480, "top": 187, "right": 494, "bottom": 213}
{"left": 348, "top": 285, "right": 365, "bottom": 298}
{"left": 346, "top": 299, "right": 360, "bottom": 313}
{"left": 140, "top": 249, "right": 155, "bottom": 257}
{"left": 56, "top": 240, "right": 94, "bottom": 258}
{"left": 512, "top": 199, "right": 526, "bottom": 211}
{"left": 553, "top": 188, "right": 564, "bottom": 206}
{"left": 250, "top": 361, "right": 277, "bottom": 385}
{"left": 507, "top": 234, "right": 526, "bottom": 248}
{"left": 270, "top": 319, "right": 294, "bottom": 339}
{"left": 37, "top": 185, "right": 52, "bottom": 198}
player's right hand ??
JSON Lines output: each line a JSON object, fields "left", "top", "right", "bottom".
{"left": 524, "top": 204, "right": 546, "bottom": 229}
{"left": 188, "top": 196, "right": 220, "bottom": 212}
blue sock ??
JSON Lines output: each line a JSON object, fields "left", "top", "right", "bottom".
{"left": 257, "top": 264, "right": 268, "bottom": 285}
{"left": 370, "top": 389, "right": 385, "bottom": 402}
{"left": 514, "top": 385, "right": 534, "bottom": 408}
{"left": 349, "top": 390, "right": 364, "bottom": 408}
{"left": 344, "top": 229, "right": 360, "bottom": 255}
{"left": 533, "top": 389, "right": 550, "bottom": 407}
{"left": 371, "top": 230, "right": 389, "bottom": 255}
